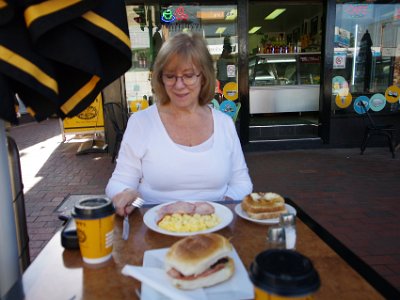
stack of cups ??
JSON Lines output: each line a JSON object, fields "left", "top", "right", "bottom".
{"left": 72, "top": 197, "right": 115, "bottom": 264}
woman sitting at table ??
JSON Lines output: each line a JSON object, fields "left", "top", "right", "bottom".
{"left": 106, "top": 32, "right": 252, "bottom": 217}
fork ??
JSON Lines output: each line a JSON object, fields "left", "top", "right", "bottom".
{"left": 122, "top": 197, "right": 145, "bottom": 240}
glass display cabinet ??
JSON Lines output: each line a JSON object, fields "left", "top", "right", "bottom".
{"left": 249, "top": 52, "right": 321, "bottom": 114}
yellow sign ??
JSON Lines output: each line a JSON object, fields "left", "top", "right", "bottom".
{"left": 385, "top": 85, "right": 400, "bottom": 103}
{"left": 129, "top": 99, "right": 149, "bottom": 113}
{"left": 63, "top": 94, "right": 104, "bottom": 133}
{"left": 223, "top": 82, "right": 238, "bottom": 101}
{"left": 335, "top": 93, "right": 352, "bottom": 108}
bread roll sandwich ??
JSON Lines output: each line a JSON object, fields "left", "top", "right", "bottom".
{"left": 242, "top": 192, "right": 287, "bottom": 220}
{"left": 165, "top": 233, "right": 234, "bottom": 290}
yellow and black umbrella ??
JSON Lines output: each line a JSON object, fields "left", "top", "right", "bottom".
{"left": 0, "top": 0, "right": 131, "bottom": 297}
{"left": 0, "top": 0, "right": 131, "bottom": 122}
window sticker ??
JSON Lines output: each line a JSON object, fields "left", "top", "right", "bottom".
{"left": 353, "top": 96, "right": 370, "bottom": 114}
{"left": 220, "top": 100, "right": 237, "bottom": 118}
{"left": 335, "top": 92, "right": 352, "bottom": 109}
{"left": 385, "top": 85, "right": 400, "bottom": 103}
{"left": 369, "top": 93, "right": 386, "bottom": 112}
{"left": 223, "top": 82, "right": 238, "bottom": 101}
{"left": 332, "top": 76, "right": 348, "bottom": 96}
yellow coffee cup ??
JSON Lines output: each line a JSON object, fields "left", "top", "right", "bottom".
{"left": 72, "top": 197, "right": 115, "bottom": 264}
{"left": 249, "top": 249, "right": 320, "bottom": 300}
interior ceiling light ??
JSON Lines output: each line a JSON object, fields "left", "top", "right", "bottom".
{"left": 225, "top": 9, "right": 237, "bottom": 20}
{"left": 267, "top": 58, "right": 296, "bottom": 63}
{"left": 215, "top": 27, "right": 226, "bottom": 34}
{"left": 265, "top": 8, "right": 286, "bottom": 20}
{"left": 248, "top": 26, "right": 261, "bottom": 34}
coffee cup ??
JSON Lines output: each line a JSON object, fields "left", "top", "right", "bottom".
{"left": 72, "top": 197, "right": 115, "bottom": 264}
{"left": 249, "top": 249, "right": 320, "bottom": 299}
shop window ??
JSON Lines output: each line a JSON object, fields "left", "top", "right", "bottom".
{"left": 332, "top": 2, "right": 400, "bottom": 116}
{"left": 124, "top": 4, "right": 238, "bottom": 116}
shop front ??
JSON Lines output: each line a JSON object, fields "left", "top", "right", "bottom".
{"left": 118, "top": 0, "right": 400, "bottom": 150}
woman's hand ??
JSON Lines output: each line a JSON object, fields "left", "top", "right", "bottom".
{"left": 112, "top": 188, "right": 140, "bottom": 217}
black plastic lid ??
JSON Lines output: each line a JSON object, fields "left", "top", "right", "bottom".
{"left": 72, "top": 197, "right": 114, "bottom": 220}
{"left": 249, "top": 249, "right": 320, "bottom": 297}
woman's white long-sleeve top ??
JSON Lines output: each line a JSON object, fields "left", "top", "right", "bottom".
{"left": 106, "top": 105, "right": 252, "bottom": 204}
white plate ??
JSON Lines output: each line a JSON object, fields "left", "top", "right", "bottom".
{"left": 140, "top": 247, "right": 254, "bottom": 300}
{"left": 234, "top": 203, "right": 297, "bottom": 224}
{"left": 143, "top": 201, "right": 233, "bottom": 236}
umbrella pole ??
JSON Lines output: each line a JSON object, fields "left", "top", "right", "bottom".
{"left": 0, "top": 120, "right": 20, "bottom": 298}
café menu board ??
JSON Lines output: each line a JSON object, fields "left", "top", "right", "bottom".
{"left": 62, "top": 94, "right": 104, "bottom": 134}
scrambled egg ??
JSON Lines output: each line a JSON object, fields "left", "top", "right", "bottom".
{"left": 158, "top": 213, "right": 220, "bottom": 232}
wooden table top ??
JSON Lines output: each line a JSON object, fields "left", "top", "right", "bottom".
{"left": 22, "top": 203, "right": 383, "bottom": 300}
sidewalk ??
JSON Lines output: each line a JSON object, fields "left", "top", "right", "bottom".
{"left": 8, "top": 118, "right": 114, "bottom": 259}
{"left": 7, "top": 118, "right": 400, "bottom": 293}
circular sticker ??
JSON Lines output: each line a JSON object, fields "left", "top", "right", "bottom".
{"left": 369, "top": 93, "right": 386, "bottom": 112}
{"left": 385, "top": 85, "right": 400, "bottom": 103}
{"left": 335, "top": 92, "right": 352, "bottom": 108}
{"left": 222, "top": 82, "right": 238, "bottom": 101}
{"left": 332, "top": 76, "right": 348, "bottom": 96}
{"left": 353, "top": 96, "right": 370, "bottom": 114}
{"left": 129, "top": 99, "right": 149, "bottom": 113}
{"left": 220, "top": 100, "right": 237, "bottom": 118}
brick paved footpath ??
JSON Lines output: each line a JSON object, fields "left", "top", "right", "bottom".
{"left": 7, "top": 117, "right": 400, "bottom": 293}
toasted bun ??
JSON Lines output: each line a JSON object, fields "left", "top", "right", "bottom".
{"left": 245, "top": 207, "right": 288, "bottom": 219}
{"left": 242, "top": 192, "right": 285, "bottom": 214}
{"left": 165, "top": 234, "right": 232, "bottom": 277}
{"left": 242, "top": 192, "right": 287, "bottom": 220}
{"left": 171, "top": 257, "right": 234, "bottom": 290}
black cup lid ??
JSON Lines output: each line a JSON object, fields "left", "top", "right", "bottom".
{"left": 249, "top": 249, "right": 320, "bottom": 297}
{"left": 72, "top": 197, "right": 114, "bottom": 219}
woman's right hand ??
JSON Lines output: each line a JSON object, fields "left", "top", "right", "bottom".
{"left": 112, "top": 188, "right": 140, "bottom": 217}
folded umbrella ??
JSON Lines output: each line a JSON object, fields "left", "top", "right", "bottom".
{"left": 0, "top": 11, "right": 59, "bottom": 121}
{"left": 0, "top": 0, "right": 131, "bottom": 122}
{"left": 0, "top": 1, "right": 132, "bottom": 296}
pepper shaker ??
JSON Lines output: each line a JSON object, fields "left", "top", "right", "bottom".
{"left": 266, "top": 226, "right": 286, "bottom": 249}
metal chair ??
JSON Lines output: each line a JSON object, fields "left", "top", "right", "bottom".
{"left": 104, "top": 102, "right": 128, "bottom": 163}
{"left": 359, "top": 101, "right": 397, "bottom": 158}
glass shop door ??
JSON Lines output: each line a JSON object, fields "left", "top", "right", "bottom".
{"left": 248, "top": 1, "right": 323, "bottom": 142}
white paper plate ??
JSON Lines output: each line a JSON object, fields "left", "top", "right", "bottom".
{"left": 143, "top": 201, "right": 233, "bottom": 236}
{"left": 234, "top": 203, "right": 297, "bottom": 224}
{"left": 140, "top": 247, "right": 254, "bottom": 300}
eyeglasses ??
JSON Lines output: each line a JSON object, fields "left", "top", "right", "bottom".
{"left": 161, "top": 73, "right": 201, "bottom": 86}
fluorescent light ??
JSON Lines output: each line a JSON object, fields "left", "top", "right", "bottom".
{"left": 256, "top": 75, "right": 275, "bottom": 80}
{"left": 215, "top": 27, "right": 226, "bottom": 34}
{"left": 267, "top": 58, "right": 296, "bottom": 63}
{"left": 265, "top": 9, "right": 286, "bottom": 20}
{"left": 248, "top": 26, "right": 261, "bottom": 34}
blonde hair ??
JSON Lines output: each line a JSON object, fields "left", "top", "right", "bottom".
{"left": 151, "top": 32, "right": 216, "bottom": 106}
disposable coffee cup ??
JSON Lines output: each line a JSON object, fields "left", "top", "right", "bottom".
{"left": 249, "top": 249, "right": 320, "bottom": 300}
{"left": 72, "top": 197, "right": 115, "bottom": 264}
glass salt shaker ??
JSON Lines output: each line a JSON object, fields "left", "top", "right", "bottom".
{"left": 266, "top": 226, "right": 286, "bottom": 249}
{"left": 279, "top": 213, "right": 297, "bottom": 250}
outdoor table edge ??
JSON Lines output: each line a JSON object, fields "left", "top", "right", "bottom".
{"left": 60, "top": 197, "right": 399, "bottom": 298}
{"left": 284, "top": 197, "right": 400, "bottom": 299}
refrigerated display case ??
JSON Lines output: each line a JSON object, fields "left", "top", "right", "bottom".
{"left": 249, "top": 52, "right": 321, "bottom": 114}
